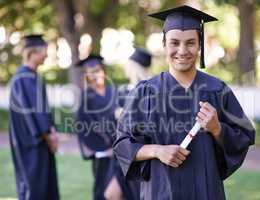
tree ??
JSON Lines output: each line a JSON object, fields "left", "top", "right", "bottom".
{"left": 53, "top": 0, "right": 120, "bottom": 87}
{"left": 237, "top": 0, "right": 256, "bottom": 84}
{"left": 0, "top": 0, "right": 183, "bottom": 85}
{"left": 0, "top": 0, "right": 58, "bottom": 84}
{"left": 213, "top": 0, "right": 259, "bottom": 85}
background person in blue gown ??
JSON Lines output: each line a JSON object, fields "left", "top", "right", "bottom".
{"left": 9, "top": 34, "right": 60, "bottom": 200}
{"left": 114, "top": 47, "right": 153, "bottom": 200}
{"left": 75, "top": 54, "right": 121, "bottom": 200}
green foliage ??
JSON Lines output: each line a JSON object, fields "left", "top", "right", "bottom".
{"left": 89, "top": 0, "right": 109, "bottom": 16}
{"left": 0, "top": 0, "right": 259, "bottom": 84}
{"left": 0, "top": 0, "right": 58, "bottom": 84}
{"left": 0, "top": 0, "right": 57, "bottom": 32}
{"left": 213, "top": 0, "right": 238, "bottom": 5}
{"left": 213, "top": 0, "right": 260, "bottom": 5}
{"left": 0, "top": 65, "right": 70, "bottom": 85}
{"left": 253, "top": 121, "right": 260, "bottom": 146}
{"left": 40, "top": 67, "right": 69, "bottom": 85}
{"left": 0, "top": 44, "right": 21, "bottom": 84}
{"left": 205, "top": 60, "right": 240, "bottom": 84}
{"left": 208, "top": 5, "right": 239, "bottom": 49}
{"left": 105, "top": 64, "right": 129, "bottom": 85}
{"left": 117, "top": 10, "right": 139, "bottom": 30}
{"left": 256, "top": 5, "right": 260, "bottom": 41}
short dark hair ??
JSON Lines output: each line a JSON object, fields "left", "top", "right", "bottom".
{"left": 22, "top": 46, "right": 46, "bottom": 62}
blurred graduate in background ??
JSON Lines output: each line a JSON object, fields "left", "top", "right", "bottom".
{"left": 9, "top": 34, "right": 60, "bottom": 200}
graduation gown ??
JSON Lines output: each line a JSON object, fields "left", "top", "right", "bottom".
{"left": 116, "top": 84, "right": 141, "bottom": 200}
{"left": 8, "top": 65, "right": 59, "bottom": 200}
{"left": 76, "top": 86, "right": 117, "bottom": 200}
{"left": 113, "top": 70, "right": 255, "bottom": 200}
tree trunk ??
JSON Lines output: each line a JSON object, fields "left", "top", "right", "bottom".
{"left": 237, "top": 0, "right": 256, "bottom": 85}
{"left": 175, "top": 0, "right": 189, "bottom": 5}
{"left": 76, "top": 0, "right": 118, "bottom": 53}
{"left": 55, "top": 0, "right": 82, "bottom": 87}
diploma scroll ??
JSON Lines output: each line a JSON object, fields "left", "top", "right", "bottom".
{"left": 180, "top": 122, "right": 201, "bottom": 149}
{"left": 95, "top": 151, "right": 110, "bottom": 158}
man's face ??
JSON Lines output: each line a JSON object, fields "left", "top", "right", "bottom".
{"left": 35, "top": 46, "right": 47, "bottom": 65}
{"left": 84, "top": 65, "right": 105, "bottom": 87}
{"left": 164, "top": 29, "right": 200, "bottom": 72}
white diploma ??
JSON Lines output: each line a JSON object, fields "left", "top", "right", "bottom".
{"left": 95, "top": 151, "right": 109, "bottom": 158}
{"left": 180, "top": 122, "right": 201, "bottom": 149}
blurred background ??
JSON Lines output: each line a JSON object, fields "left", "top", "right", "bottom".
{"left": 0, "top": 0, "right": 260, "bottom": 200}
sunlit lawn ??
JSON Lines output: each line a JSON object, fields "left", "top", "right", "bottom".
{"left": 0, "top": 148, "right": 260, "bottom": 200}
{"left": 0, "top": 148, "right": 93, "bottom": 200}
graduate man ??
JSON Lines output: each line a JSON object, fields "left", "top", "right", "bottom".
{"left": 113, "top": 5, "right": 255, "bottom": 200}
{"left": 9, "top": 34, "right": 60, "bottom": 200}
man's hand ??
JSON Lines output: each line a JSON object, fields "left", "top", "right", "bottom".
{"left": 196, "top": 101, "right": 222, "bottom": 138}
{"left": 105, "top": 148, "right": 113, "bottom": 157}
{"left": 155, "top": 145, "right": 190, "bottom": 168}
{"left": 43, "top": 126, "right": 58, "bottom": 154}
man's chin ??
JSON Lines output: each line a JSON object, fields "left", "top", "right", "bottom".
{"left": 174, "top": 64, "right": 192, "bottom": 72}
{"left": 38, "top": 61, "right": 44, "bottom": 66}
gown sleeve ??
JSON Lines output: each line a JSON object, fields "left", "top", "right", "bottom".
{"left": 11, "top": 75, "right": 52, "bottom": 139}
{"left": 215, "top": 85, "right": 255, "bottom": 179}
{"left": 113, "top": 81, "right": 154, "bottom": 181}
{"left": 76, "top": 92, "right": 96, "bottom": 159}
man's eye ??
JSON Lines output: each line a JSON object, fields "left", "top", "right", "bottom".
{"left": 170, "top": 41, "right": 179, "bottom": 46}
{"left": 187, "top": 41, "right": 195, "bottom": 46}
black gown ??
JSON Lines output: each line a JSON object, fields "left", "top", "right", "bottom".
{"left": 113, "top": 70, "right": 255, "bottom": 200}
{"left": 9, "top": 65, "right": 59, "bottom": 200}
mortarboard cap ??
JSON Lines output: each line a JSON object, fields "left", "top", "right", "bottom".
{"left": 23, "top": 34, "right": 47, "bottom": 48}
{"left": 129, "top": 48, "right": 152, "bottom": 68}
{"left": 148, "top": 5, "right": 218, "bottom": 68}
{"left": 76, "top": 54, "right": 104, "bottom": 68}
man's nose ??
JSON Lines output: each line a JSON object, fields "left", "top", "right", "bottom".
{"left": 178, "top": 44, "right": 188, "bottom": 55}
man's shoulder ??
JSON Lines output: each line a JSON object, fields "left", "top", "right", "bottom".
{"left": 12, "top": 65, "right": 37, "bottom": 82}
{"left": 197, "top": 70, "right": 226, "bottom": 92}
{"left": 146, "top": 72, "right": 167, "bottom": 90}
{"left": 129, "top": 72, "right": 165, "bottom": 95}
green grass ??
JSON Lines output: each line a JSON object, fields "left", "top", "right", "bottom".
{"left": 0, "top": 109, "right": 8, "bottom": 131}
{"left": 0, "top": 148, "right": 93, "bottom": 200}
{"left": 0, "top": 148, "right": 260, "bottom": 200}
{"left": 224, "top": 171, "right": 260, "bottom": 200}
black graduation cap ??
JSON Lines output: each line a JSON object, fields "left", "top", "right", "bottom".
{"left": 76, "top": 54, "right": 104, "bottom": 68}
{"left": 23, "top": 34, "right": 47, "bottom": 48}
{"left": 129, "top": 48, "right": 152, "bottom": 68}
{"left": 148, "top": 5, "right": 218, "bottom": 68}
